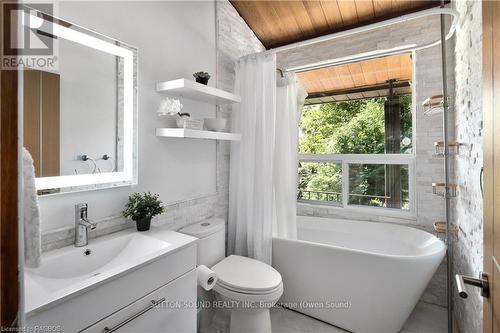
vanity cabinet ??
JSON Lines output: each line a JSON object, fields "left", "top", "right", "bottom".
{"left": 81, "top": 270, "right": 196, "bottom": 333}
{"left": 26, "top": 239, "right": 197, "bottom": 333}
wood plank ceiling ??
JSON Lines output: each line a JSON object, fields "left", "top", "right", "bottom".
{"left": 298, "top": 53, "right": 412, "bottom": 102}
{"left": 230, "top": 0, "right": 442, "bottom": 49}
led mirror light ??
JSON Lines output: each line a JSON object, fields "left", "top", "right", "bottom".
{"left": 30, "top": 14, "right": 136, "bottom": 191}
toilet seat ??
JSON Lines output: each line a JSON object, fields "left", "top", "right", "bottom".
{"left": 211, "top": 255, "right": 282, "bottom": 293}
{"left": 214, "top": 281, "right": 284, "bottom": 304}
{"left": 216, "top": 279, "right": 282, "bottom": 295}
{"left": 211, "top": 255, "right": 283, "bottom": 332}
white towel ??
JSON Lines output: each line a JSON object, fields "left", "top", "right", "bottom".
{"left": 22, "top": 147, "right": 41, "bottom": 268}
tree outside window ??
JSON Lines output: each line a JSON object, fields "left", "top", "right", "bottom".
{"left": 298, "top": 95, "right": 412, "bottom": 209}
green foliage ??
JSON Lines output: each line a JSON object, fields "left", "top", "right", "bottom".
{"left": 299, "top": 96, "right": 412, "bottom": 154}
{"left": 299, "top": 162, "right": 342, "bottom": 192}
{"left": 298, "top": 162, "right": 342, "bottom": 202}
{"left": 193, "top": 71, "right": 210, "bottom": 79}
{"left": 122, "top": 192, "right": 165, "bottom": 221}
{"left": 298, "top": 95, "right": 412, "bottom": 208}
{"left": 326, "top": 100, "right": 385, "bottom": 154}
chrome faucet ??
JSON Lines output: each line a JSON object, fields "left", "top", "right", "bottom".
{"left": 75, "top": 203, "right": 97, "bottom": 247}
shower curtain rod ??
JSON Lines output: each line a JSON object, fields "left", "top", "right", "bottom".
{"left": 260, "top": 7, "right": 458, "bottom": 73}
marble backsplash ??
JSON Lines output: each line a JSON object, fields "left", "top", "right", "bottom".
{"left": 41, "top": 194, "right": 219, "bottom": 252}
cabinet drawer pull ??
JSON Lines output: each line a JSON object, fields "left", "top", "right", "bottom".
{"left": 103, "top": 297, "right": 166, "bottom": 332}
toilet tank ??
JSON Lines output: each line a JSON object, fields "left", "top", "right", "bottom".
{"left": 179, "top": 218, "right": 225, "bottom": 268}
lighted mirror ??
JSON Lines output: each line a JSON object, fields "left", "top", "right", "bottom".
{"left": 21, "top": 9, "right": 137, "bottom": 195}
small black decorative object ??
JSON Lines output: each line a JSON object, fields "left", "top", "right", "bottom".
{"left": 122, "top": 192, "right": 165, "bottom": 232}
{"left": 193, "top": 71, "right": 211, "bottom": 85}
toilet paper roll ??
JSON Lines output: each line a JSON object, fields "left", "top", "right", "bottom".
{"left": 196, "top": 265, "right": 218, "bottom": 291}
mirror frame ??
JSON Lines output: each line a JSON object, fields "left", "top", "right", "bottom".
{"left": 27, "top": 10, "right": 138, "bottom": 193}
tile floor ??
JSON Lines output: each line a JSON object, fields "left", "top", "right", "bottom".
{"left": 270, "top": 301, "right": 447, "bottom": 333}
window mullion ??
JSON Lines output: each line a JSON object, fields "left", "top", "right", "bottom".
{"left": 342, "top": 160, "right": 349, "bottom": 208}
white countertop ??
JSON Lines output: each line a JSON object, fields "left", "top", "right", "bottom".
{"left": 24, "top": 226, "right": 198, "bottom": 316}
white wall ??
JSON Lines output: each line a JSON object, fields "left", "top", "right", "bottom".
{"left": 40, "top": 1, "right": 218, "bottom": 231}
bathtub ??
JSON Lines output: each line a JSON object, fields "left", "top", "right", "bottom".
{"left": 272, "top": 216, "right": 445, "bottom": 333}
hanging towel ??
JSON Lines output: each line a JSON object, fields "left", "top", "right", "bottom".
{"left": 22, "top": 147, "right": 41, "bottom": 268}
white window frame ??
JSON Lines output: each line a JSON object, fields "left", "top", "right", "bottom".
{"left": 298, "top": 154, "right": 416, "bottom": 217}
{"left": 296, "top": 53, "right": 417, "bottom": 219}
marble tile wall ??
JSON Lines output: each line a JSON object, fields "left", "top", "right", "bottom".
{"left": 452, "top": 1, "right": 483, "bottom": 332}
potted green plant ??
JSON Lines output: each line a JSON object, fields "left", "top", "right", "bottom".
{"left": 122, "top": 192, "right": 165, "bottom": 231}
{"left": 193, "top": 71, "right": 211, "bottom": 85}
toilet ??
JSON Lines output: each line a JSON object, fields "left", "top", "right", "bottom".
{"left": 179, "top": 218, "right": 283, "bottom": 333}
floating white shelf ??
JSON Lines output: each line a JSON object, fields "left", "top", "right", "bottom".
{"left": 156, "top": 128, "right": 241, "bottom": 141}
{"left": 156, "top": 79, "right": 241, "bottom": 104}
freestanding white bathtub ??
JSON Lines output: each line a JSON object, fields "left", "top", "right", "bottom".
{"left": 272, "top": 216, "right": 445, "bottom": 333}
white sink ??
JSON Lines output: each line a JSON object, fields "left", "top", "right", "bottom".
{"left": 28, "top": 233, "right": 170, "bottom": 281}
{"left": 24, "top": 227, "right": 196, "bottom": 314}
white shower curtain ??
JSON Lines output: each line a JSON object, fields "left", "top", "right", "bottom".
{"left": 229, "top": 53, "right": 308, "bottom": 264}
{"left": 229, "top": 53, "right": 277, "bottom": 264}
{"left": 273, "top": 73, "right": 308, "bottom": 240}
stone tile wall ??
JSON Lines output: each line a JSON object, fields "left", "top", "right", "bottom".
{"left": 452, "top": 1, "right": 483, "bottom": 332}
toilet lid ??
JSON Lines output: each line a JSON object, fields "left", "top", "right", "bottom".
{"left": 211, "top": 255, "right": 282, "bottom": 293}
{"left": 179, "top": 218, "right": 225, "bottom": 238}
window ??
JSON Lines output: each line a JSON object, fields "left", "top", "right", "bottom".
{"left": 298, "top": 161, "right": 342, "bottom": 204}
{"left": 296, "top": 53, "right": 415, "bottom": 212}
{"left": 297, "top": 95, "right": 414, "bottom": 212}
{"left": 299, "top": 96, "right": 413, "bottom": 155}
{"left": 348, "top": 163, "right": 409, "bottom": 210}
